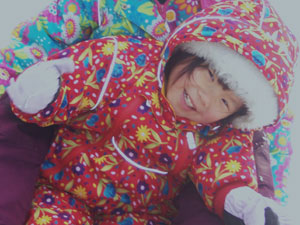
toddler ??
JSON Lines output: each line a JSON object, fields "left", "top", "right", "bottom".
{"left": 7, "top": 1, "right": 298, "bottom": 224}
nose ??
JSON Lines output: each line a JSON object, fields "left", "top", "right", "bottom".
{"left": 197, "top": 83, "right": 223, "bottom": 110}
{"left": 198, "top": 88, "right": 211, "bottom": 109}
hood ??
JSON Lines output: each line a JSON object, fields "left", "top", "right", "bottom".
{"left": 158, "top": 0, "right": 299, "bottom": 130}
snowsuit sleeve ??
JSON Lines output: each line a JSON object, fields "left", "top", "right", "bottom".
{"left": 10, "top": 36, "right": 126, "bottom": 127}
{"left": 0, "top": 0, "right": 99, "bottom": 94}
{"left": 188, "top": 127, "right": 258, "bottom": 218}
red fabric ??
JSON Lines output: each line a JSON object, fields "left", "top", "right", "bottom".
{"left": 214, "top": 182, "right": 248, "bottom": 218}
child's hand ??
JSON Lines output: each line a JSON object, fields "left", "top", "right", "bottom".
{"left": 224, "top": 186, "right": 290, "bottom": 225}
{"left": 7, "top": 58, "right": 74, "bottom": 114}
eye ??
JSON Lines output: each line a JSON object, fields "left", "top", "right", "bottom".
{"left": 208, "top": 70, "right": 215, "bottom": 81}
{"left": 222, "top": 98, "right": 229, "bottom": 110}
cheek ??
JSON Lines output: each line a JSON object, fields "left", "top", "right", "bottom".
{"left": 166, "top": 84, "right": 180, "bottom": 108}
{"left": 166, "top": 77, "right": 184, "bottom": 97}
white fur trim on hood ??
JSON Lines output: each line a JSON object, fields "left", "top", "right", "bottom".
{"left": 180, "top": 41, "right": 278, "bottom": 130}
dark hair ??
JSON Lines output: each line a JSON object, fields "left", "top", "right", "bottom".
{"left": 164, "top": 48, "right": 230, "bottom": 90}
{"left": 164, "top": 48, "right": 206, "bottom": 88}
{"left": 164, "top": 47, "right": 248, "bottom": 137}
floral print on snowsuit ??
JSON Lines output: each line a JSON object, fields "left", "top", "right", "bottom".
{"left": 11, "top": 0, "right": 298, "bottom": 224}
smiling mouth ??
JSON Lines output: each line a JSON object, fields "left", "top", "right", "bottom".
{"left": 184, "top": 90, "right": 195, "bottom": 110}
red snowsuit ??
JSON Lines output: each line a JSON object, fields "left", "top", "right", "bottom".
{"left": 11, "top": 0, "right": 298, "bottom": 224}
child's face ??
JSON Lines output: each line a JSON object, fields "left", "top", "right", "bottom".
{"left": 166, "top": 63, "right": 243, "bottom": 124}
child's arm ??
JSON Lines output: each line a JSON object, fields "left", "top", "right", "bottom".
{"left": 7, "top": 37, "right": 123, "bottom": 127}
{"left": 189, "top": 128, "right": 257, "bottom": 216}
{"left": 0, "top": 0, "right": 99, "bottom": 93}
{"left": 189, "top": 128, "right": 289, "bottom": 224}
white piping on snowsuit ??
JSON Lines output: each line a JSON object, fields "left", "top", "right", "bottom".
{"left": 90, "top": 36, "right": 118, "bottom": 110}
{"left": 112, "top": 137, "right": 168, "bottom": 175}
{"left": 111, "top": 133, "right": 196, "bottom": 175}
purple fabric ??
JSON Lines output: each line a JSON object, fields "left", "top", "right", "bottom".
{"left": 0, "top": 94, "right": 54, "bottom": 225}
{"left": 173, "top": 182, "right": 224, "bottom": 225}
{"left": 253, "top": 130, "right": 275, "bottom": 199}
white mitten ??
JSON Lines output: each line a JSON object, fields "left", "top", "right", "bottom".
{"left": 7, "top": 58, "right": 74, "bottom": 114}
{"left": 224, "top": 186, "right": 290, "bottom": 225}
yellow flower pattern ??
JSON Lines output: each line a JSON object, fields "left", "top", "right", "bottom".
{"left": 36, "top": 215, "right": 52, "bottom": 225}
{"left": 240, "top": 2, "right": 256, "bottom": 13}
{"left": 101, "top": 42, "right": 115, "bottom": 56}
{"left": 73, "top": 185, "right": 88, "bottom": 199}
{"left": 136, "top": 125, "right": 151, "bottom": 142}
{"left": 118, "top": 41, "right": 129, "bottom": 51}
{"left": 225, "top": 160, "right": 242, "bottom": 173}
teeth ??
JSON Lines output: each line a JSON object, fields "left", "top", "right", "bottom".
{"left": 184, "top": 91, "right": 194, "bottom": 108}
